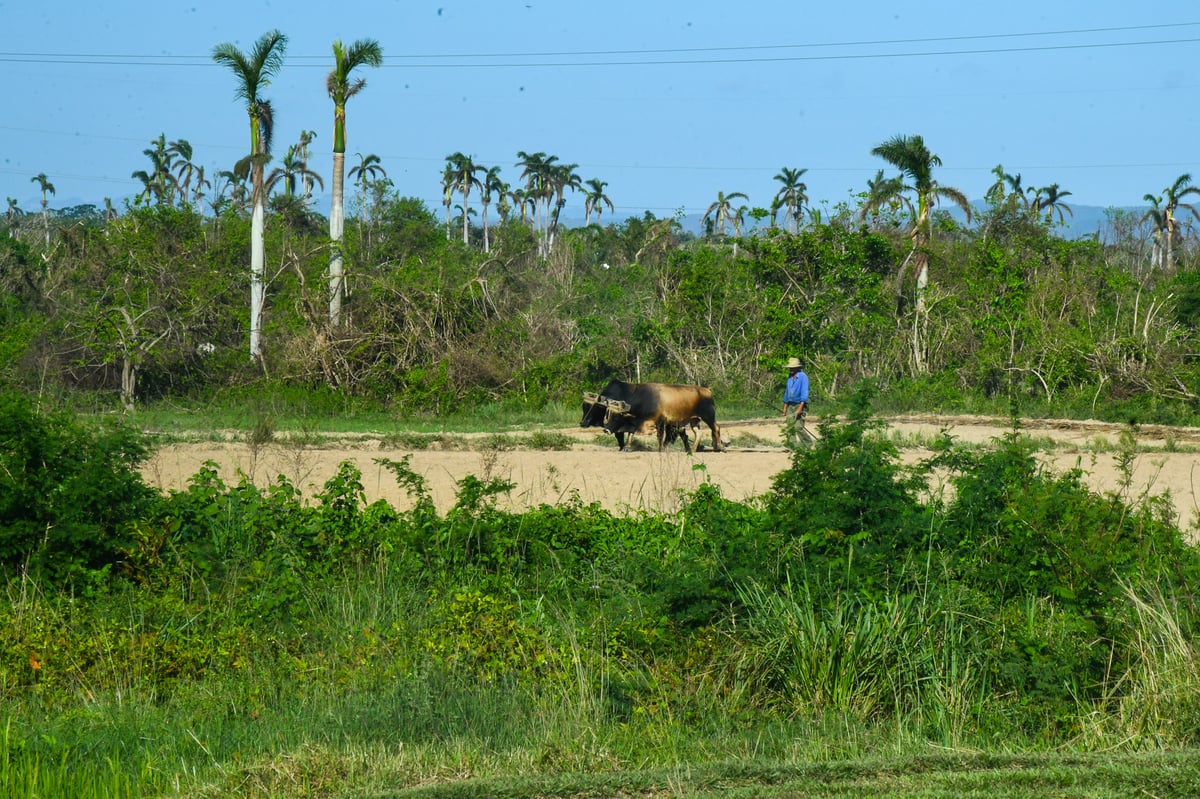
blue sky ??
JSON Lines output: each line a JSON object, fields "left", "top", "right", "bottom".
{"left": 2, "top": 1, "right": 1197, "bottom": 221}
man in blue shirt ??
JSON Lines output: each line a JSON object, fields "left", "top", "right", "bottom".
{"left": 782, "top": 356, "right": 809, "bottom": 445}
{"left": 782, "top": 356, "right": 809, "bottom": 418}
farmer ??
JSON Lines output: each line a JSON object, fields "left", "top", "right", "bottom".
{"left": 781, "top": 356, "right": 809, "bottom": 445}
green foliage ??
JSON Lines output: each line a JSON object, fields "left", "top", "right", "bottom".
{"left": 933, "top": 420, "right": 1200, "bottom": 709}
{"left": 736, "top": 580, "right": 988, "bottom": 723}
{"left": 4, "top": 398, "right": 1200, "bottom": 796}
{"left": 424, "top": 588, "right": 553, "bottom": 679}
{"left": 764, "top": 383, "right": 934, "bottom": 587}
{"left": 0, "top": 392, "right": 160, "bottom": 585}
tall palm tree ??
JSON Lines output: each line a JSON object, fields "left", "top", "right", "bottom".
{"left": 440, "top": 162, "right": 455, "bottom": 240}
{"left": 863, "top": 133, "right": 971, "bottom": 373}
{"left": 1142, "top": 195, "right": 1168, "bottom": 271}
{"left": 445, "top": 152, "right": 483, "bottom": 246}
{"left": 140, "top": 134, "right": 176, "bottom": 206}
{"left": 326, "top": 38, "right": 382, "bottom": 327}
{"left": 30, "top": 172, "right": 55, "bottom": 247}
{"left": 168, "top": 138, "right": 198, "bottom": 208}
{"left": 212, "top": 29, "right": 288, "bottom": 362}
{"left": 583, "top": 177, "right": 614, "bottom": 227}
{"left": 5, "top": 197, "right": 25, "bottom": 237}
{"left": 479, "top": 166, "right": 504, "bottom": 253}
{"left": 771, "top": 167, "right": 808, "bottom": 233}
{"left": 295, "top": 129, "right": 317, "bottom": 206}
{"left": 547, "top": 161, "right": 580, "bottom": 251}
{"left": 703, "top": 190, "right": 748, "bottom": 238}
{"left": 191, "top": 165, "right": 211, "bottom": 212}
{"left": 1159, "top": 174, "right": 1200, "bottom": 270}
{"left": 516, "top": 150, "right": 556, "bottom": 255}
{"left": 1033, "top": 183, "right": 1073, "bottom": 226}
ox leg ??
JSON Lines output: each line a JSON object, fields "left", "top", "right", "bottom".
{"left": 709, "top": 420, "right": 723, "bottom": 452}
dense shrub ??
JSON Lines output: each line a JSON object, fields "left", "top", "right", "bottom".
{"left": 0, "top": 392, "right": 160, "bottom": 585}
{"left": 763, "top": 384, "right": 935, "bottom": 592}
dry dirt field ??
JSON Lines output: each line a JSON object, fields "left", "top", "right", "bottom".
{"left": 140, "top": 414, "right": 1200, "bottom": 537}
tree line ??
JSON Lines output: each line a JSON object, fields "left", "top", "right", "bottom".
{"left": 3, "top": 28, "right": 1200, "bottom": 419}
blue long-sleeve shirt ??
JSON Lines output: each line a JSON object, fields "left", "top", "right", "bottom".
{"left": 784, "top": 372, "right": 809, "bottom": 405}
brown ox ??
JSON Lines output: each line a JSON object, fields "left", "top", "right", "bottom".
{"left": 581, "top": 379, "right": 722, "bottom": 453}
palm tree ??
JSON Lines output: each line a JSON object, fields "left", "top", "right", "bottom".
{"left": 583, "top": 177, "right": 614, "bottom": 227}
{"left": 295, "top": 129, "right": 318, "bottom": 206}
{"left": 140, "top": 134, "right": 176, "bottom": 206}
{"left": 1158, "top": 174, "right": 1200, "bottom": 270}
{"left": 703, "top": 190, "right": 748, "bottom": 238}
{"left": 191, "top": 165, "right": 211, "bottom": 212}
{"left": 440, "top": 163, "right": 455, "bottom": 240}
{"left": 771, "top": 167, "right": 808, "bottom": 233}
{"left": 547, "top": 161, "right": 581, "bottom": 251}
{"left": 211, "top": 168, "right": 250, "bottom": 216}
{"left": 168, "top": 138, "right": 198, "bottom": 208}
{"left": 346, "top": 152, "right": 386, "bottom": 257}
{"left": 859, "top": 169, "right": 911, "bottom": 229}
{"left": 326, "top": 38, "right": 382, "bottom": 327}
{"left": 479, "top": 166, "right": 505, "bottom": 253}
{"left": 984, "top": 164, "right": 1029, "bottom": 207}
{"left": 862, "top": 133, "right": 971, "bottom": 374}
{"left": 506, "top": 186, "right": 533, "bottom": 226}
{"left": 212, "top": 29, "right": 288, "bottom": 361}
{"left": 445, "top": 152, "right": 483, "bottom": 246}
{"left": 5, "top": 197, "right": 25, "bottom": 236}
{"left": 348, "top": 153, "right": 386, "bottom": 212}
{"left": 1142, "top": 195, "right": 1168, "bottom": 271}
{"left": 266, "top": 144, "right": 324, "bottom": 202}
{"left": 516, "top": 150, "right": 556, "bottom": 255}
{"left": 30, "top": 172, "right": 55, "bottom": 247}
{"left": 1033, "top": 183, "right": 1073, "bottom": 226}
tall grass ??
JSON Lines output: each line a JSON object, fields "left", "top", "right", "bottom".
{"left": 1079, "top": 579, "right": 1200, "bottom": 748}
{"left": 732, "top": 579, "right": 990, "bottom": 746}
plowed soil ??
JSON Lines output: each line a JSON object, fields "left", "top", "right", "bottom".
{"left": 140, "top": 415, "right": 1200, "bottom": 536}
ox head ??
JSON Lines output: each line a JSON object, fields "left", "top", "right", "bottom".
{"left": 601, "top": 398, "right": 631, "bottom": 432}
{"left": 580, "top": 391, "right": 607, "bottom": 428}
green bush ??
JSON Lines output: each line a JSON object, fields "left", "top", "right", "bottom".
{"left": 764, "top": 383, "right": 934, "bottom": 591}
{"left": 0, "top": 392, "right": 160, "bottom": 586}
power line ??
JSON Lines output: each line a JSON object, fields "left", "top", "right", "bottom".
{"left": 0, "top": 21, "right": 1197, "bottom": 67}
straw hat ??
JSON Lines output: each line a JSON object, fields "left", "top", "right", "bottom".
{"left": 785, "top": 357, "right": 802, "bottom": 369}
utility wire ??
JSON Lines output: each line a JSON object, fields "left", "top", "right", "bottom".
{"left": 0, "top": 21, "right": 1197, "bottom": 66}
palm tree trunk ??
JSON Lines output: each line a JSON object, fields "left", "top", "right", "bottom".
{"left": 329, "top": 151, "right": 346, "bottom": 326}
{"left": 249, "top": 165, "right": 266, "bottom": 361}
{"left": 121, "top": 355, "right": 137, "bottom": 413}
{"left": 481, "top": 199, "right": 491, "bottom": 253}
{"left": 1165, "top": 219, "right": 1175, "bottom": 270}
{"left": 462, "top": 186, "right": 471, "bottom": 246}
{"left": 912, "top": 254, "right": 929, "bottom": 374}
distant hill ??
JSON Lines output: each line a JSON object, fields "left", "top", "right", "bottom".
{"left": 601, "top": 203, "right": 1138, "bottom": 241}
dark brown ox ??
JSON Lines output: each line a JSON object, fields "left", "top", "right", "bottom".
{"left": 581, "top": 379, "right": 723, "bottom": 453}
